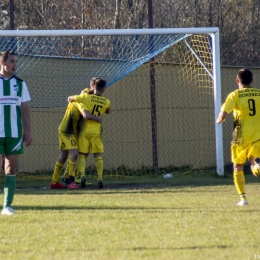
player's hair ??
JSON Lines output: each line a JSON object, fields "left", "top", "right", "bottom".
{"left": 95, "top": 78, "right": 106, "bottom": 90}
{"left": 0, "top": 50, "right": 17, "bottom": 62}
{"left": 90, "top": 77, "right": 100, "bottom": 86}
{"left": 237, "top": 68, "right": 253, "bottom": 85}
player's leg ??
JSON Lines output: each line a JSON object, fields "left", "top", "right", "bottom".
{"left": 1, "top": 137, "right": 23, "bottom": 215}
{"left": 63, "top": 155, "right": 70, "bottom": 181}
{"left": 91, "top": 135, "right": 104, "bottom": 188}
{"left": 74, "top": 163, "right": 81, "bottom": 184}
{"left": 67, "top": 149, "right": 79, "bottom": 189}
{"left": 231, "top": 143, "right": 247, "bottom": 206}
{"left": 77, "top": 152, "right": 89, "bottom": 188}
{"left": 94, "top": 153, "right": 104, "bottom": 189}
{"left": 77, "top": 134, "right": 91, "bottom": 188}
{"left": 50, "top": 131, "right": 76, "bottom": 188}
{"left": 233, "top": 163, "right": 247, "bottom": 205}
{"left": 50, "top": 149, "right": 69, "bottom": 188}
{"left": 3, "top": 154, "right": 19, "bottom": 215}
{"left": 63, "top": 156, "right": 80, "bottom": 184}
{"left": 62, "top": 155, "right": 80, "bottom": 185}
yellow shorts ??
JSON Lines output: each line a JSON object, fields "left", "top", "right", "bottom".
{"left": 231, "top": 140, "right": 260, "bottom": 164}
{"left": 58, "top": 129, "right": 77, "bottom": 150}
{"left": 77, "top": 133, "right": 103, "bottom": 154}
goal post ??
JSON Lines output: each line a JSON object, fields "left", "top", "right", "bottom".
{"left": 0, "top": 28, "right": 224, "bottom": 178}
{"left": 210, "top": 29, "right": 224, "bottom": 176}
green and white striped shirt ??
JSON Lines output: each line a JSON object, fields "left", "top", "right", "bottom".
{"left": 0, "top": 75, "right": 31, "bottom": 138}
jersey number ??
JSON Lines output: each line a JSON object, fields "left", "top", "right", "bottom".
{"left": 248, "top": 99, "right": 256, "bottom": 116}
{"left": 91, "top": 105, "right": 102, "bottom": 116}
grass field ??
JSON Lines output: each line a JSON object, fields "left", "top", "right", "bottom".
{"left": 0, "top": 171, "right": 259, "bottom": 260}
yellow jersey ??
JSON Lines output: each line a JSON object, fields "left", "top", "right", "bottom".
{"left": 222, "top": 87, "right": 260, "bottom": 144}
{"left": 73, "top": 93, "right": 111, "bottom": 134}
{"left": 58, "top": 102, "right": 88, "bottom": 136}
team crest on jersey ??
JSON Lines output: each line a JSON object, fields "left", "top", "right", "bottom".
{"left": 13, "top": 84, "right": 19, "bottom": 91}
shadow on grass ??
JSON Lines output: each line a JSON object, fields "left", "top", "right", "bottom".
{"left": 120, "top": 244, "right": 260, "bottom": 251}
{"left": 124, "top": 245, "right": 232, "bottom": 251}
{"left": 14, "top": 205, "right": 260, "bottom": 212}
{"left": 14, "top": 205, "right": 191, "bottom": 211}
{"left": 1, "top": 170, "right": 260, "bottom": 191}
{"left": 13, "top": 188, "right": 231, "bottom": 196}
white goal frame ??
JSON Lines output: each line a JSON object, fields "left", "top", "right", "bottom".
{"left": 0, "top": 27, "right": 224, "bottom": 176}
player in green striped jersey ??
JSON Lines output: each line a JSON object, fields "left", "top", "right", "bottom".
{"left": 0, "top": 50, "right": 32, "bottom": 215}
{"left": 217, "top": 68, "right": 260, "bottom": 206}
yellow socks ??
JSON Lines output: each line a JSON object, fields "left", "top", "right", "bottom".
{"left": 64, "top": 167, "right": 69, "bottom": 179}
{"left": 67, "top": 158, "right": 76, "bottom": 177}
{"left": 52, "top": 162, "right": 63, "bottom": 183}
{"left": 77, "top": 155, "right": 86, "bottom": 177}
{"left": 95, "top": 156, "right": 103, "bottom": 180}
{"left": 234, "top": 171, "right": 245, "bottom": 196}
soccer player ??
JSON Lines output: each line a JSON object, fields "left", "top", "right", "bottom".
{"left": 50, "top": 91, "right": 103, "bottom": 189}
{"left": 217, "top": 68, "right": 260, "bottom": 206}
{"left": 68, "top": 78, "right": 111, "bottom": 188}
{"left": 0, "top": 50, "right": 33, "bottom": 215}
{"left": 62, "top": 77, "right": 110, "bottom": 184}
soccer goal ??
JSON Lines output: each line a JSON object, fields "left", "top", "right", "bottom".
{"left": 0, "top": 28, "right": 223, "bottom": 178}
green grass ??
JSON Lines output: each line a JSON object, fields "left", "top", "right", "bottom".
{"left": 0, "top": 172, "right": 259, "bottom": 260}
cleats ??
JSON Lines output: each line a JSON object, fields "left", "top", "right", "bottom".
{"left": 75, "top": 173, "right": 81, "bottom": 184}
{"left": 61, "top": 176, "right": 70, "bottom": 185}
{"left": 68, "top": 182, "right": 80, "bottom": 189}
{"left": 2, "top": 207, "right": 14, "bottom": 216}
{"left": 237, "top": 199, "right": 248, "bottom": 206}
{"left": 81, "top": 176, "right": 87, "bottom": 188}
{"left": 50, "top": 182, "right": 68, "bottom": 189}
{"left": 97, "top": 179, "right": 103, "bottom": 189}
{"left": 75, "top": 178, "right": 81, "bottom": 184}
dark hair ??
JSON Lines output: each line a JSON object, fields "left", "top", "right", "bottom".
{"left": 0, "top": 50, "right": 17, "bottom": 62}
{"left": 95, "top": 78, "right": 106, "bottom": 90}
{"left": 237, "top": 68, "right": 253, "bottom": 85}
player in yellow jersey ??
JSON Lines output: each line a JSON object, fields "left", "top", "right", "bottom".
{"left": 50, "top": 94, "right": 103, "bottom": 189}
{"left": 62, "top": 77, "right": 110, "bottom": 185}
{"left": 61, "top": 81, "right": 94, "bottom": 184}
{"left": 217, "top": 68, "right": 260, "bottom": 206}
{"left": 68, "top": 78, "right": 111, "bottom": 188}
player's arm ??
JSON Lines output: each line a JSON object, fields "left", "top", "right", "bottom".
{"left": 21, "top": 102, "right": 33, "bottom": 147}
{"left": 81, "top": 88, "right": 94, "bottom": 95}
{"left": 217, "top": 92, "right": 236, "bottom": 124}
{"left": 105, "top": 101, "right": 111, "bottom": 114}
{"left": 68, "top": 94, "right": 86, "bottom": 103}
{"left": 216, "top": 110, "right": 228, "bottom": 124}
{"left": 105, "top": 107, "right": 111, "bottom": 114}
{"left": 68, "top": 96, "right": 75, "bottom": 102}
{"left": 81, "top": 110, "right": 103, "bottom": 123}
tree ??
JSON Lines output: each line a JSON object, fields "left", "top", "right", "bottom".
{"left": 0, "top": 0, "right": 259, "bottom": 66}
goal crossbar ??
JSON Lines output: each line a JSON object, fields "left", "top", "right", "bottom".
{"left": 0, "top": 28, "right": 220, "bottom": 37}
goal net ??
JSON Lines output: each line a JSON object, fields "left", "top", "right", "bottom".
{"left": 0, "top": 28, "right": 223, "bottom": 179}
